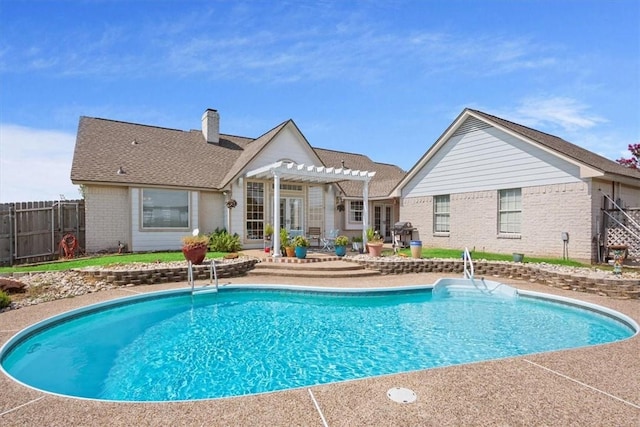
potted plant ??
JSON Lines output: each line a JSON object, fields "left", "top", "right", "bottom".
{"left": 280, "top": 228, "right": 294, "bottom": 257}
{"left": 367, "top": 230, "right": 384, "bottom": 257}
{"left": 264, "top": 223, "right": 274, "bottom": 240}
{"left": 351, "top": 235, "right": 363, "bottom": 253}
{"left": 334, "top": 235, "right": 349, "bottom": 257}
{"left": 181, "top": 230, "right": 210, "bottom": 264}
{"left": 292, "top": 235, "right": 309, "bottom": 259}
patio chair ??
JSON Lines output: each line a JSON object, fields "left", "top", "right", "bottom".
{"left": 307, "top": 227, "right": 321, "bottom": 248}
{"left": 321, "top": 229, "right": 339, "bottom": 251}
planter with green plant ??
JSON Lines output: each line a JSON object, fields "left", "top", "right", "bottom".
{"left": 334, "top": 235, "right": 349, "bottom": 257}
{"left": 263, "top": 223, "right": 274, "bottom": 253}
{"left": 280, "top": 228, "right": 294, "bottom": 257}
{"left": 293, "top": 235, "right": 309, "bottom": 259}
{"left": 367, "top": 229, "right": 384, "bottom": 257}
{"left": 181, "top": 230, "right": 210, "bottom": 264}
{"left": 351, "top": 235, "right": 363, "bottom": 253}
{"left": 264, "top": 223, "right": 274, "bottom": 240}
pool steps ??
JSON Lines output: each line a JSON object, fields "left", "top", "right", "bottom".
{"left": 433, "top": 248, "right": 518, "bottom": 298}
{"left": 432, "top": 277, "right": 518, "bottom": 298}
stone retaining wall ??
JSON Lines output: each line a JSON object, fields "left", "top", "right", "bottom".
{"left": 349, "top": 258, "right": 640, "bottom": 300}
{"left": 78, "top": 259, "right": 259, "bottom": 286}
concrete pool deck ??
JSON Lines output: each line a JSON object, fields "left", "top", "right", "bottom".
{"left": 1, "top": 271, "right": 639, "bottom": 426}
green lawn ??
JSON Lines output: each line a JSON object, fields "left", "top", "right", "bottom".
{"left": 0, "top": 252, "right": 226, "bottom": 273}
{"left": 394, "top": 247, "right": 587, "bottom": 267}
{"left": 0, "top": 247, "right": 587, "bottom": 274}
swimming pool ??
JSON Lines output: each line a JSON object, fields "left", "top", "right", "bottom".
{"left": 1, "top": 282, "right": 636, "bottom": 402}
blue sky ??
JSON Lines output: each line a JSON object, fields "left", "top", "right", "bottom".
{"left": 1, "top": 0, "right": 638, "bottom": 202}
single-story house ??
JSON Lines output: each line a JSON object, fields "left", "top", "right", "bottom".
{"left": 70, "top": 109, "right": 406, "bottom": 256}
{"left": 393, "top": 108, "right": 640, "bottom": 262}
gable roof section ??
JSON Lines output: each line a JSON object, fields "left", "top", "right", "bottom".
{"left": 394, "top": 108, "right": 640, "bottom": 193}
{"left": 219, "top": 120, "right": 289, "bottom": 187}
{"left": 469, "top": 109, "right": 640, "bottom": 180}
{"left": 71, "top": 117, "right": 253, "bottom": 190}
{"left": 314, "top": 148, "right": 406, "bottom": 198}
{"left": 71, "top": 115, "right": 404, "bottom": 196}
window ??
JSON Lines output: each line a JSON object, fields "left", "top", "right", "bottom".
{"left": 142, "top": 189, "right": 189, "bottom": 228}
{"left": 498, "top": 188, "right": 521, "bottom": 234}
{"left": 433, "top": 195, "right": 450, "bottom": 233}
{"left": 246, "top": 181, "right": 265, "bottom": 240}
{"left": 349, "top": 200, "right": 363, "bottom": 223}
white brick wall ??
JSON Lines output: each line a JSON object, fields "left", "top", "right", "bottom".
{"left": 401, "top": 181, "right": 594, "bottom": 261}
{"left": 85, "top": 185, "right": 130, "bottom": 253}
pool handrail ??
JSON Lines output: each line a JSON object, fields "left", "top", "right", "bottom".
{"left": 188, "top": 259, "right": 219, "bottom": 294}
{"left": 463, "top": 247, "right": 474, "bottom": 279}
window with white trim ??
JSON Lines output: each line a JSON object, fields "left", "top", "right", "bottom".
{"left": 433, "top": 195, "right": 450, "bottom": 233}
{"left": 246, "top": 181, "right": 265, "bottom": 240}
{"left": 142, "top": 189, "right": 189, "bottom": 228}
{"left": 349, "top": 200, "right": 363, "bottom": 223}
{"left": 498, "top": 188, "right": 521, "bottom": 234}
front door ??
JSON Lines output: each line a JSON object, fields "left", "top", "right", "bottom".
{"left": 280, "top": 197, "right": 304, "bottom": 236}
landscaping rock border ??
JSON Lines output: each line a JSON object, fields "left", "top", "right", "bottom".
{"left": 347, "top": 257, "right": 640, "bottom": 299}
{"left": 79, "top": 258, "right": 260, "bottom": 286}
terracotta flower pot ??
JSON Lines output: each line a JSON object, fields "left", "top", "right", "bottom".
{"left": 182, "top": 244, "right": 208, "bottom": 264}
{"left": 367, "top": 242, "right": 383, "bottom": 257}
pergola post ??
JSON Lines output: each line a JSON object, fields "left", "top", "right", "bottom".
{"left": 272, "top": 171, "right": 282, "bottom": 257}
{"left": 362, "top": 179, "right": 369, "bottom": 246}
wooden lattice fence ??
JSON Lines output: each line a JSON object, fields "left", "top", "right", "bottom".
{"left": 603, "top": 207, "right": 640, "bottom": 260}
{"left": 0, "top": 200, "right": 85, "bottom": 266}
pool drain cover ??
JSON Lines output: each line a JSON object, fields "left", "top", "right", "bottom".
{"left": 387, "top": 387, "right": 417, "bottom": 404}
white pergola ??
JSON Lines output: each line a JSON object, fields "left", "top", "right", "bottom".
{"left": 245, "top": 161, "right": 376, "bottom": 257}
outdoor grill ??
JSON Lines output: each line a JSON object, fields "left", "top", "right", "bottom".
{"left": 391, "top": 221, "right": 416, "bottom": 248}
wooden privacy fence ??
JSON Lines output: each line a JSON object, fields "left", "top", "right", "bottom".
{"left": 0, "top": 200, "right": 85, "bottom": 266}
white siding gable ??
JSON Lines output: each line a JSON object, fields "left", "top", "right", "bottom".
{"left": 245, "top": 125, "right": 320, "bottom": 171}
{"left": 403, "top": 118, "right": 582, "bottom": 197}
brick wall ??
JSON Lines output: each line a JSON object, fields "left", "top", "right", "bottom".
{"left": 85, "top": 186, "right": 130, "bottom": 253}
{"left": 401, "top": 182, "right": 594, "bottom": 261}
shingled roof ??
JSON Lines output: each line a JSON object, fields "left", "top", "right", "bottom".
{"left": 469, "top": 109, "right": 640, "bottom": 180}
{"left": 314, "top": 148, "right": 406, "bottom": 198}
{"left": 71, "top": 116, "right": 406, "bottom": 196}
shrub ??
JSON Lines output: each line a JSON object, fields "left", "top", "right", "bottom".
{"left": 0, "top": 290, "right": 11, "bottom": 309}
{"left": 208, "top": 229, "right": 242, "bottom": 252}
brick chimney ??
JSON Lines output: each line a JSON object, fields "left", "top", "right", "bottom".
{"left": 201, "top": 109, "right": 220, "bottom": 144}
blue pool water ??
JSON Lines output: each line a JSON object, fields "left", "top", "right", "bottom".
{"left": 1, "top": 285, "right": 636, "bottom": 402}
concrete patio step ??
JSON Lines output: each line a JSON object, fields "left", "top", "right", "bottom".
{"left": 248, "top": 259, "right": 381, "bottom": 278}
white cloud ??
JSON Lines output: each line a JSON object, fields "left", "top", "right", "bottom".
{"left": 2, "top": 3, "right": 562, "bottom": 86}
{"left": 504, "top": 97, "right": 607, "bottom": 132}
{"left": 0, "top": 124, "right": 80, "bottom": 202}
